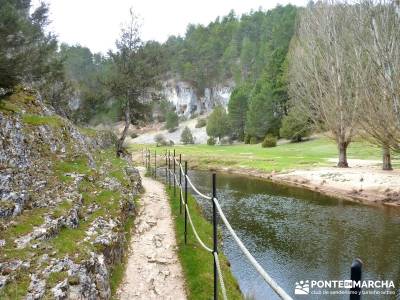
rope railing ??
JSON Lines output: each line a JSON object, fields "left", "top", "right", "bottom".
{"left": 143, "top": 148, "right": 293, "bottom": 300}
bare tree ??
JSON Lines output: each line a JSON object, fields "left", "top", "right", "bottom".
{"left": 353, "top": 0, "right": 400, "bottom": 170}
{"left": 289, "top": 1, "right": 361, "bottom": 167}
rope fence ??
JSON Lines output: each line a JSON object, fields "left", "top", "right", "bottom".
{"left": 142, "top": 148, "right": 293, "bottom": 300}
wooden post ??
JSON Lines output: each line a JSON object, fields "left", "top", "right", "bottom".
{"left": 154, "top": 149, "right": 156, "bottom": 179}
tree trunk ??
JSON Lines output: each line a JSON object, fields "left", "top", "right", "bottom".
{"left": 382, "top": 145, "right": 393, "bottom": 171}
{"left": 337, "top": 141, "right": 349, "bottom": 168}
{"left": 116, "top": 101, "right": 130, "bottom": 157}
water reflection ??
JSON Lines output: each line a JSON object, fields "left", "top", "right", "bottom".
{"left": 187, "top": 170, "right": 400, "bottom": 299}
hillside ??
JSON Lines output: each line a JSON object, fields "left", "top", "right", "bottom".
{"left": 0, "top": 88, "right": 142, "bottom": 299}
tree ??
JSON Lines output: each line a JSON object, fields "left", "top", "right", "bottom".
{"left": 352, "top": 1, "right": 400, "bottom": 170}
{"left": 228, "top": 84, "right": 250, "bottom": 140}
{"left": 165, "top": 110, "right": 179, "bottom": 132}
{"left": 289, "top": 2, "right": 361, "bottom": 167}
{"left": 0, "top": 0, "right": 57, "bottom": 91}
{"left": 206, "top": 105, "right": 231, "bottom": 140}
{"left": 245, "top": 80, "right": 281, "bottom": 140}
{"left": 280, "top": 109, "right": 310, "bottom": 142}
{"left": 108, "top": 10, "right": 162, "bottom": 156}
{"left": 181, "top": 126, "right": 195, "bottom": 144}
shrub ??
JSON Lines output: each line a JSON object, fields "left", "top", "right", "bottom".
{"left": 220, "top": 137, "right": 233, "bottom": 145}
{"left": 244, "top": 134, "right": 251, "bottom": 144}
{"left": 181, "top": 126, "right": 195, "bottom": 144}
{"left": 165, "top": 111, "right": 179, "bottom": 132}
{"left": 249, "top": 136, "right": 258, "bottom": 144}
{"left": 130, "top": 132, "right": 138, "bottom": 139}
{"left": 195, "top": 118, "right": 207, "bottom": 128}
{"left": 280, "top": 110, "right": 311, "bottom": 142}
{"left": 207, "top": 137, "right": 216, "bottom": 145}
{"left": 261, "top": 134, "right": 277, "bottom": 148}
{"left": 154, "top": 134, "right": 167, "bottom": 146}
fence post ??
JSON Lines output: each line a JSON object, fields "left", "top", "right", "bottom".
{"left": 173, "top": 149, "right": 176, "bottom": 196}
{"left": 179, "top": 154, "right": 182, "bottom": 214}
{"left": 154, "top": 149, "right": 157, "bottom": 179}
{"left": 350, "top": 258, "right": 362, "bottom": 300}
{"left": 165, "top": 150, "right": 168, "bottom": 183}
{"left": 212, "top": 173, "right": 218, "bottom": 300}
{"left": 168, "top": 150, "right": 171, "bottom": 188}
{"left": 184, "top": 161, "right": 188, "bottom": 244}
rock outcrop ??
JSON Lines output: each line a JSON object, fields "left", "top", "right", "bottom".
{"left": 0, "top": 87, "right": 142, "bottom": 299}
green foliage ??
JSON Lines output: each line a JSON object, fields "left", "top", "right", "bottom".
{"left": 244, "top": 134, "right": 251, "bottom": 144}
{"left": 195, "top": 118, "right": 207, "bottom": 128}
{"left": 249, "top": 136, "right": 258, "bottom": 144}
{"left": 206, "top": 106, "right": 231, "bottom": 140}
{"left": 0, "top": 0, "right": 57, "bottom": 90}
{"left": 280, "top": 110, "right": 311, "bottom": 142}
{"left": 22, "top": 114, "right": 63, "bottom": 127}
{"left": 262, "top": 134, "right": 277, "bottom": 147}
{"left": 181, "top": 126, "right": 195, "bottom": 144}
{"left": 163, "top": 5, "right": 298, "bottom": 93}
{"left": 154, "top": 134, "right": 168, "bottom": 146}
{"left": 245, "top": 80, "right": 282, "bottom": 139}
{"left": 165, "top": 111, "right": 179, "bottom": 132}
{"left": 228, "top": 84, "right": 251, "bottom": 140}
{"left": 207, "top": 136, "right": 216, "bottom": 145}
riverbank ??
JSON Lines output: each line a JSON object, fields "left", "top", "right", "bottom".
{"left": 129, "top": 139, "right": 400, "bottom": 207}
{"left": 166, "top": 187, "right": 242, "bottom": 299}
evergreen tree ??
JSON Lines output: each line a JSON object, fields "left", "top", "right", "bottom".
{"left": 228, "top": 84, "right": 251, "bottom": 140}
{"left": 181, "top": 126, "right": 195, "bottom": 144}
{"left": 206, "top": 105, "right": 231, "bottom": 140}
{"left": 165, "top": 111, "right": 179, "bottom": 132}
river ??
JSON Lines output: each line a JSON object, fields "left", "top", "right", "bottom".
{"left": 186, "top": 170, "right": 400, "bottom": 300}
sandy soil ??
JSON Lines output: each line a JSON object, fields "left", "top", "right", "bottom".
{"left": 227, "top": 158, "right": 400, "bottom": 207}
{"left": 117, "top": 168, "right": 187, "bottom": 300}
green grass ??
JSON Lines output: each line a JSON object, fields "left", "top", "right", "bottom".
{"left": 131, "top": 137, "right": 396, "bottom": 173}
{"left": 22, "top": 114, "right": 64, "bottom": 127}
{"left": 166, "top": 187, "right": 242, "bottom": 299}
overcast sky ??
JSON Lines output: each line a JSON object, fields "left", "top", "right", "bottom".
{"left": 33, "top": 0, "right": 307, "bottom": 54}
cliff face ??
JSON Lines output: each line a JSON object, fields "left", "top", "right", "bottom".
{"left": 162, "top": 79, "right": 234, "bottom": 117}
{"left": 0, "top": 88, "right": 142, "bottom": 299}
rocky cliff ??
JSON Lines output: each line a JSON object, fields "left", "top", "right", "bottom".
{"left": 162, "top": 79, "right": 233, "bottom": 117}
{"left": 0, "top": 87, "right": 142, "bottom": 299}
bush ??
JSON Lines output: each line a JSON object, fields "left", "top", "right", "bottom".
{"left": 130, "top": 132, "right": 138, "bottom": 139}
{"left": 249, "top": 136, "right": 258, "bottom": 144}
{"left": 207, "top": 137, "right": 216, "bottom": 145}
{"left": 165, "top": 111, "right": 179, "bottom": 132}
{"left": 154, "top": 134, "right": 167, "bottom": 147}
{"left": 220, "top": 137, "right": 233, "bottom": 145}
{"left": 244, "top": 134, "right": 251, "bottom": 144}
{"left": 181, "top": 126, "right": 195, "bottom": 144}
{"left": 280, "top": 110, "right": 310, "bottom": 142}
{"left": 261, "top": 134, "right": 277, "bottom": 148}
{"left": 195, "top": 118, "right": 207, "bottom": 128}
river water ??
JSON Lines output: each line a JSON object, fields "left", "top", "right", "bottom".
{"left": 186, "top": 170, "right": 400, "bottom": 300}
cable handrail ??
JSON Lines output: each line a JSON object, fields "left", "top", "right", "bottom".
{"left": 213, "top": 197, "right": 293, "bottom": 300}
{"left": 145, "top": 148, "right": 293, "bottom": 300}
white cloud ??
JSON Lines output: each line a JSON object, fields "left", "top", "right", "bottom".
{"left": 33, "top": 0, "right": 307, "bottom": 54}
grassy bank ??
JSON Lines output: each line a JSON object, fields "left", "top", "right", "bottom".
{"left": 130, "top": 137, "right": 392, "bottom": 173}
{"left": 166, "top": 187, "right": 242, "bottom": 299}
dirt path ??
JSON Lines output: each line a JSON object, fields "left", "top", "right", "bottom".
{"left": 117, "top": 168, "right": 187, "bottom": 300}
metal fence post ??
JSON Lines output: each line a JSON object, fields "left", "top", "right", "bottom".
{"left": 212, "top": 173, "right": 218, "bottom": 300}
{"left": 184, "top": 161, "right": 188, "bottom": 244}
{"left": 350, "top": 258, "right": 363, "bottom": 300}
{"left": 179, "top": 154, "right": 182, "bottom": 214}
{"left": 154, "top": 149, "right": 157, "bottom": 179}
{"left": 169, "top": 150, "right": 172, "bottom": 188}
{"left": 165, "top": 150, "right": 168, "bottom": 183}
{"left": 173, "top": 149, "right": 176, "bottom": 196}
